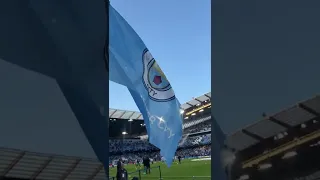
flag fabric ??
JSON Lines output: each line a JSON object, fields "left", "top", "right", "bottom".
{"left": 0, "top": 0, "right": 110, "bottom": 177}
{"left": 212, "top": 116, "right": 228, "bottom": 180}
{"left": 109, "top": 5, "right": 183, "bottom": 167}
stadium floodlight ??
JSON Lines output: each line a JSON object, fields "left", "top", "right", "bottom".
{"left": 199, "top": 109, "right": 204, "bottom": 112}
{"left": 184, "top": 117, "right": 189, "bottom": 120}
{"left": 128, "top": 119, "right": 133, "bottom": 122}
{"left": 239, "top": 175, "right": 249, "bottom": 180}
{"left": 258, "top": 163, "right": 272, "bottom": 170}
{"left": 191, "top": 113, "right": 196, "bottom": 116}
{"left": 277, "top": 133, "right": 284, "bottom": 139}
{"left": 122, "top": 131, "right": 127, "bottom": 135}
{"left": 180, "top": 109, "right": 184, "bottom": 114}
{"left": 282, "top": 151, "right": 297, "bottom": 159}
{"left": 222, "top": 148, "right": 236, "bottom": 167}
{"left": 310, "top": 141, "right": 320, "bottom": 147}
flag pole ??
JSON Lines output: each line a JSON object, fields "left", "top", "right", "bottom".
{"left": 104, "top": 0, "right": 110, "bottom": 178}
{"left": 104, "top": 0, "right": 110, "bottom": 72}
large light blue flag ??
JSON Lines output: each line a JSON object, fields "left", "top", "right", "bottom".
{"left": 109, "top": 5, "right": 183, "bottom": 166}
{"left": 0, "top": 0, "right": 110, "bottom": 177}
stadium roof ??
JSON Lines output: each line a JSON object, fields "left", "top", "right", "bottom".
{"left": 108, "top": 108, "right": 143, "bottom": 120}
{"left": 0, "top": 147, "right": 107, "bottom": 180}
{"left": 180, "top": 92, "right": 211, "bottom": 110}
{"left": 225, "top": 95, "right": 320, "bottom": 152}
{"left": 108, "top": 92, "right": 211, "bottom": 120}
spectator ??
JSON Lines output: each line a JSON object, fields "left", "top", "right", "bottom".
{"left": 116, "top": 163, "right": 128, "bottom": 180}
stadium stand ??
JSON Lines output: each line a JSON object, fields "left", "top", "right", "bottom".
{"left": 108, "top": 92, "right": 211, "bottom": 139}
{"left": 1, "top": 93, "right": 320, "bottom": 180}
{"left": 229, "top": 95, "right": 320, "bottom": 180}
{"left": 0, "top": 92, "right": 212, "bottom": 180}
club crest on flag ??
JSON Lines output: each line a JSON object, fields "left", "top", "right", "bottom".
{"left": 142, "top": 49, "right": 175, "bottom": 102}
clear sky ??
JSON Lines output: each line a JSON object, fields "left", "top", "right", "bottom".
{"left": 109, "top": 0, "right": 211, "bottom": 111}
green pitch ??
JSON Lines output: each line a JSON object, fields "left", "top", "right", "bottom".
{"left": 109, "top": 159, "right": 211, "bottom": 179}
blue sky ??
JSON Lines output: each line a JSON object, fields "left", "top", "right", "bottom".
{"left": 109, "top": 0, "right": 211, "bottom": 111}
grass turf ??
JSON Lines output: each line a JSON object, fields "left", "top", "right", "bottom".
{"left": 109, "top": 159, "right": 211, "bottom": 179}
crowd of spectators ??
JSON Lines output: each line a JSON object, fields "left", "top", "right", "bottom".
{"left": 184, "top": 121, "right": 211, "bottom": 134}
{"left": 109, "top": 144, "right": 211, "bottom": 164}
{"left": 109, "top": 121, "right": 212, "bottom": 164}
{"left": 109, "top": 133, "right": 211, "bottom": 153}
{"left": 179, "top": 134, "right": 211, "bottom": 147}
{"left": 109, "top": 139, "right": 158, "bottom": 153}
{"left": 109, "top": 131, "right": 211, "bottom": 163}
{"left": 110, "top": 121, "right": 212, "bottom": 153}
{"left": 176, "top": 145, "right": 211, "bottom": 158}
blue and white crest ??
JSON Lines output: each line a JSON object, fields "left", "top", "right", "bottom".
{"left": 142, "top": 49, "right": 175, "bottom": 102}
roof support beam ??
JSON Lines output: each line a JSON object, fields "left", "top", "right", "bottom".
{"left": 186, "top": 102, "right": 194, "bottom": 107}
{"left": 86, "top": 164, "right": 103, "bottom": 180}
{"left": 268, "top": 116, "right": 292, "bottom": 129}
{"left": 118, "top": 111, "right": 127, "bottom": 119}
{"left": 298, "top": 103, "right": 320, "bottom": 117}
{"left": 60, "top": 159, "right": 81, "bottom": 180}
{"left": 1, "top": 152, "right": 25, "bottom": 177}
{"left": 30, "top": 156, "right": 53, "bottom": 179}
{"left": 204, "top": 94, "right": 211, "bottom": 99}
{"left": 109, "top": 110, "right": 117, "bottom": 118}
{"left": 127, "top": 111, "right": 136, "bottom": 119}
{"left": 242, "top": 129, "right": 264, "bottom": 141}
{"left": 194, "top": 98, "right": 202, "bottom": 103}
{"left": 136, "top": 113, "right": 142, "bottom": 119}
